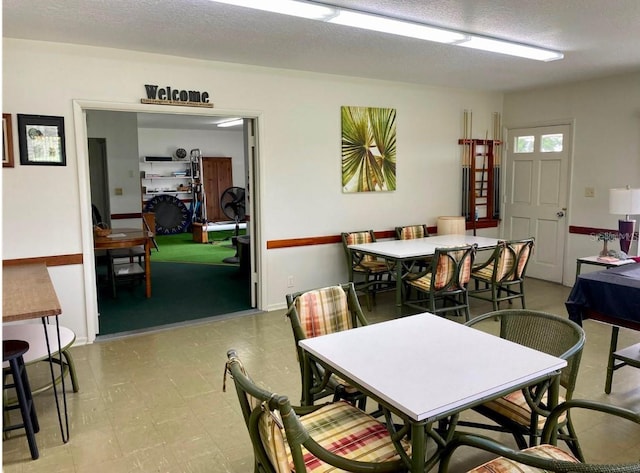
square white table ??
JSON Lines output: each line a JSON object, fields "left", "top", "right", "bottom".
{"left": 348, "top": 235, "right": 501, "bottom": 310}
{"left": 299, "top": 313, "right": 566, "bottom": 472}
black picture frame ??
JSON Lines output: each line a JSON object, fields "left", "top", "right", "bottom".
{"left": 17, "top": 114, "right": 66, "bottom": 166}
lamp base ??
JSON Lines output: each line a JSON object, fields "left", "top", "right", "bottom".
{"left": 618, "top": 219, "right": 636, "bottom": 254}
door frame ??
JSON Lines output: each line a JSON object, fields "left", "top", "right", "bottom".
{"left": 502, "top": 118, "right": 574, "bottom": 285}
{"left": 73, "top": 100, "right": 263, "bottom": 342}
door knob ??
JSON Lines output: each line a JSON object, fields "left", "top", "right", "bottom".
{"left": 557, "top": 210, "right": 565, "bottom": 218}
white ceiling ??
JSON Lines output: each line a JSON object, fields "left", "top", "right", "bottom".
{"left": 4, "top": 0, "right": 640, "bottom": 93}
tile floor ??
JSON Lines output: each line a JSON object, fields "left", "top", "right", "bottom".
{"left": 3, "top": 278, "right": 640, "bottom": 472}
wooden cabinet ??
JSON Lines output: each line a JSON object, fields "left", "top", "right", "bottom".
{"left": 202, "top": 157, "right": 233, "bottom": 222}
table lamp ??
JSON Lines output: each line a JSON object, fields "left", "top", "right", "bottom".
{"left": 609, "top": 186, "right": 640, "bottom": 254}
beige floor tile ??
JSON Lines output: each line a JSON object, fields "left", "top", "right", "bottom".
{"left": 3, "top": 277, "right": 639, "bottom": 472}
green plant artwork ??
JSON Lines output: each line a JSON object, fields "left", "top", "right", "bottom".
{"left": 341, "top": 106, "right": 396, "bottom": 192}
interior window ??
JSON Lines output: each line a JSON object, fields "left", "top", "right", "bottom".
{"left": 540, "top": 133, "right": 563, "bottom": 152}
{"left": 514, "top": 135, "right": 534, "bottom": 153}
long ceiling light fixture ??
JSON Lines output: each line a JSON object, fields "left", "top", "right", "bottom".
{"left": 209, "top": 0, "right": 564, "bottom": 61}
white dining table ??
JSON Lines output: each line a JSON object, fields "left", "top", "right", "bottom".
{"left": 348, "top": 234, "right": 501, "bottom": 310}
{"left": 299, "top": 313, "right": 566, "bottom": 472}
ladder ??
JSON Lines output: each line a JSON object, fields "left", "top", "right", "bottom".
{"left": 190, "top": 149, "right": 207, "bottom": 223}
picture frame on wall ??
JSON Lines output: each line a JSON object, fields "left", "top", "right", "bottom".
{"left": 17, "top": 114, "right": 66, "bottom": 166}
{"left": 2, "top": 113, "right": 15, "bottom": 168}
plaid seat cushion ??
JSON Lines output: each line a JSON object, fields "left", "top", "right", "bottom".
{"left": 354, "top": 260, "right": 390, "bottom": 273}
{"left": 468, "top": 444, "right": 578, "bottom": 472}
{"left": 259, "top": 402, "right": 410, "bottom": 472}
{"left": 484, "top": 390, "right": 567, "bottom": 429}
{"left": 295, "top": 286, "right": 352, "bottom": 338}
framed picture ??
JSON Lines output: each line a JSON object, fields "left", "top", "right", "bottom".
{"left": 17, "top": 114, "right": 66, "bottom": 166}
{"left": 3, "top": 114, "right": 15, "bottom": 168}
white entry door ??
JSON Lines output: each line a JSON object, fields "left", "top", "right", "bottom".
{"left": 504, "top": 124, "right": 571, "bottom": 283}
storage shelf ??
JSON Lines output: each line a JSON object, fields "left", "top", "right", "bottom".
{"left": 142, "top": 176, "right": 190, "bottom": 180}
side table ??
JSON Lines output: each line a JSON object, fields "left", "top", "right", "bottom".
{"left": 575, "top": 256, "right": 634, "bottom": 277}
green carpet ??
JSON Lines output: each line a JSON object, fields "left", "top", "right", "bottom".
{"left": 152, "top": 231, "right": 245, "bottom": 265}
{"left": 97, "top": 261, "right": 251, "bottom": 335}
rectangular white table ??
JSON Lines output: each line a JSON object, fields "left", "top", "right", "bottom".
{"left": 299, "top": 313, "right": 566, "bottom": 472}
{"left": 348, "top": 235, "right": 501, "bottom": 311}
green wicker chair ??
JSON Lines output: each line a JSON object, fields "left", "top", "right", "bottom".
{"left": 395, "top": 224, "right": 431, "bottom": 271}
{"left": 394, "top": 224, "right": 429, "bottom": 240}
{"left": 223, "top": 349, "right": 410, "bottom": 473}
{"left": 459, "top": 310, "right": 586, "bottom": 460}
{"left": 341, "top": 230, "right": 394, "bottom": 311}
{"left": 403, "top": 244, "right": 478, "bottom": 321}
{"left": 439, "top": 399, "right": 640, "bottom": 472}
{"left": 285, "top": 283, "right": 368, "bottom": 407}
{"left": 468, "top": 238, "right": 535, "bottom": 311}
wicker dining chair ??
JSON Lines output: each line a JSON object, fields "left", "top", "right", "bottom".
{"left": 459, "top": 309, "right": 586, "bottom": 460}
{"left": 395, "top": 224, "right": 431, "bottom": 271}
{"left": 439, "top": 399, "right": 640, "bottom": 473}
{"left": 285, "top": 283, "right": 368, "bottom": 407}
{"left": 468, "top": 237, "right": 534, "bottom": 311}
{"left": 223, "top": 349, "right": 410, "bottom": 473}
{"left": 394, "top": 224, "right": 430, "bottom": 240}
{"left": 341, "top": 230, "right": 394, "bottom": 310}
{"left": 403, "top": 244, "right": 477, "bottom": 321}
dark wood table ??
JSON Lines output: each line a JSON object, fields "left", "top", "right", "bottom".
{"left": 94, "top": 228, "right": 152, "bottom": 298}
{"left": 566, "top": 263, "right": 640, "bottom": 393}
{"left": 3, "top": 263, "right": 70, "bottom": 442}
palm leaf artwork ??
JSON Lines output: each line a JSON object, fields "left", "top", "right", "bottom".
{"left": 341, "top": 106, "right": 397, "bottom": 192}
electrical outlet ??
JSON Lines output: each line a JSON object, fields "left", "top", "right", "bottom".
{"left": 287, "top": 276, "right": 294, "bottom": 288}
{"left": 114, "top": 187, "right": 123, "bottom": 196}
{"left": 584, "top": 186, "right": 595, "bottom": 198}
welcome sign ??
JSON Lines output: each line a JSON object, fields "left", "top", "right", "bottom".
{"left": 141, "top": 84, "right": 213, "bottom": 108}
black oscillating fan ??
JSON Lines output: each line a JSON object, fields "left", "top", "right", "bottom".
{"left": 220, "top": 187, "right": 246, "bottom": 264}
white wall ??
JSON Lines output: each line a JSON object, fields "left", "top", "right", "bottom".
{"left": 503, "top": 72, "right": 640, "bottom": 283}
{"left": 86, "top": 110, "right": 140, "bottom": 227}
{"left": 137, "top": 127, "right": 245, "bottom": 188}
{"left": 3, "top": 39, "right": 503, "bottom": 343}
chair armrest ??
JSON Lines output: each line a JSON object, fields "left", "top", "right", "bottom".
{"left": 541, "top": 399, "right": 640, "bottom": 444}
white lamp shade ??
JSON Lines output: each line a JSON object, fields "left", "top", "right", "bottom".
{"left": 437, "top": 216, "right": 466, "bottom": 235}
{"left": 609, "top": 187, "right": 640, "bottom": 216}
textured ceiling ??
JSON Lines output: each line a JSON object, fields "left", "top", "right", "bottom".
{"left": 4, "top": 0, "right": 640, "bottom": 93}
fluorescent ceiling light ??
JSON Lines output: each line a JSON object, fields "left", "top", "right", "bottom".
{"left": 328, "top": 10, "right": 466, "bottom": 44}
{"left": 217, "top": 118, "right": 243, "bottom": 128}
{"left": 208, "top": 0, "right": 564, "bottom": 61}
{"left": 209, "top": 0, "right": 336, "bottom": 20}
{"left": 460, "top": 36, "right": 564, "bottom": 62}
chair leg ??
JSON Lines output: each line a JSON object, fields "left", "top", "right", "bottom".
{"left": 561, "top": 417, "right": 585, "bottom": 462}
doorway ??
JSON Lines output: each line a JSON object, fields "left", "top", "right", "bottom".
{"left": 503, "top": 124, "right": 572, "bottom": 283}
{"left": 77, "top": 103, "right": 261, "bottom": 339}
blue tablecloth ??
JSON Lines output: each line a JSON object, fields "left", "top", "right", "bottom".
{"left": 566, "top": 263, "right": 640, "bottom": 329}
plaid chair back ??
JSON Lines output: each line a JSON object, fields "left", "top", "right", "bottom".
{"left": 433, "top": 246, "right": 475, "bottom": 291}
{"left": 492, "top": 239, "right": 534, "bottom": 282}
{"left": 295, "top": 285, "right": 352, "bottom": 338}
{"left": 397, "top": 224, "right": 428, "bottom": 240}
{"left": 513, "top": 240, "right": 533, "bottom": 279}
{"left": 344, "top": 231, "right": 376, "bottom": 264}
